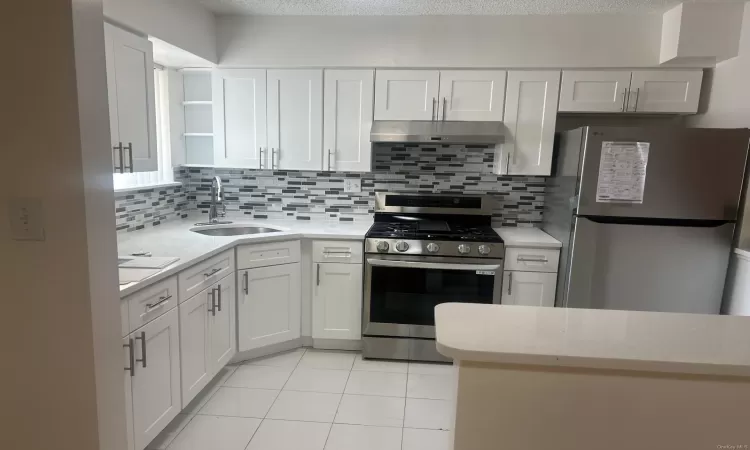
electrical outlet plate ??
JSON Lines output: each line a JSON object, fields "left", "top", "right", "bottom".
{"left": 344, "top": 179, "right": 362, "bottom": 193}
{"left": 8, "top": 197, "right": 45, "bottom": 241}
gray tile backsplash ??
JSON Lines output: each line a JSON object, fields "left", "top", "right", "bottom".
{"left": 183, "top": 145, "right": 545, "bottom": 226}
{"left": 114, "top": 185, "right": 189, "bottom": 233}
{"left": 114, "top": 144, "right": 546, "bottom": 232}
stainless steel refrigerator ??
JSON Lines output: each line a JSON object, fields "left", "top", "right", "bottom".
{"left": 543, "top": 126, "right": 750, "bottom": 314}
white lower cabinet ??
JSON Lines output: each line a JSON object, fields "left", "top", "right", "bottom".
{"left": 312, "top": 262, "right": 363, "bottom": 340}
{"left": 502, "top": 271, "right": 557, "bottom": 307}
{"left": 238, "top": 263, "right": 302, "bottom": 351}
{"left": 127, "top": 308, "right": 181, "bottom": 450}
{"left": 179, "top": 274, "right": 237, "bottom": 406}
{"left": 123, "top": 336, "right": 135, "bottom": 450}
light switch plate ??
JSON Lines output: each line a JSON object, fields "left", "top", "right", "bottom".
{"left": 8, "top": 197, "right": 46, "bottom": 241}
{"left": 344, "top": 179, "right": 362, "bottom": 193}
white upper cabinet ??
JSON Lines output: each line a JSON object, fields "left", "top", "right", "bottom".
{"left": 212, "top": 69, "right": 268, "bottom": 169}
{"left": 130, "top": 308, "right": 181, "bottom": 450}
{"left": 559, "top": 70, "right": 632, "bottom": 113}
{"left": 323, "top": 69, "right": 374, "bottom": 172}
{"left": 559, "top": 69, "right": 702, "bottom": 113}
{"left": 438, "top": 70, "right": 507, "bottom": 121}
{"left": 104, "top": 23, "right": 158, "bottom": 173}
{"left": 374, "top": 70, "right": 440, "bottom": 120}
{"left": 312, "top": 262, "right": 363, "bottom": 340}
{"left": 267, "top": 69, "right": 324, "bottom": 171}
{"left": 238, "top": 263, "right": 302, "bottom": 352}
{"left": 501, "top": 70, "right": 560, "bottom": 177}
{"left": 629, "top": 70, "right": 703, "bottom": 113}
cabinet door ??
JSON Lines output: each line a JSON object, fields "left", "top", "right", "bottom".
{"left": 123, "top": 336, "right": 135, "bottom": 450}
{"left": 178, "top": 289, "right": 211, "bottom": 407}
{"left": 323, "top": 70, "right": 374, "bottom": 172}
{"left": 104, "top": 23, "right": 158, "bottom": 172}
{"left": 313, "top": 263, "right": 363, "bottom": 340}
{"left": 438, "top": 70, "right": 506, "bottom": 121}
{"left": 559, "top": 71, "right": 632, "bottom": 113}
{"left": 267, "top": 70, "right": 323, "bottom": 170}
{"left": 210, "top": 274, "right": 236, "bottom": 373}
{"left": 131, "top": 308, "right": 181, "bottom": 450}
{"left": 629, "top": 70, "right": 703, "bottom": 113}
{"left": 238, "top": 263, "right": 302, "bottom": 351}
{"left": 501, "top": 71, "right": 560, "bottom": 176}
{"left": 374, "top": 70, "right": 440, "bottom": 120}
{"left": 213, "top": 69, "right": 268, "bottom": 168}
{"left": 501, "top": 271, "right": 557, "bottom": 307}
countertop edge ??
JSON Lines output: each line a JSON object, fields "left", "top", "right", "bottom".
{"left": 119, "top": 230, "right": 364, "bottom": 298}
{"left": 435, "top": 341, "right": 750, "bottom": 378}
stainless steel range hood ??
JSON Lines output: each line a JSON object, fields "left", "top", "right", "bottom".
{"left": 370, "top": 120, "right": 505, "bottom": 145}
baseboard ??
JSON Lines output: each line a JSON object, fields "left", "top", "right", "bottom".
{"left": 312, "top": 339, "right": 362, "bottom": 351}
{"left": 230, "top": 338, "right": 303, "bottom": 364}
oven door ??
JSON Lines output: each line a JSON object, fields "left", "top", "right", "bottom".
{"left": 364, "top": 254, "right": 503, "bottom": 338}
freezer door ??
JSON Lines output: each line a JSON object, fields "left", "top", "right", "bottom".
{"left": 563, "top": 216, "right": 734, "bottom": 313}
{"left": 577, "top": 127, "right": 749, "bottom": 220}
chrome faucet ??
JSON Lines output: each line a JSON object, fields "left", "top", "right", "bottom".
{"left": 203, "top": 176, "right": 232, "bottom": 225}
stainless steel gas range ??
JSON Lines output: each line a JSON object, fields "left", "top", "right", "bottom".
{"left": 363, "top": 192, "right": 505, "bottom": 362}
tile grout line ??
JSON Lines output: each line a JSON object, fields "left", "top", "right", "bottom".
{"left": 322, "top": 358, "right": 354, "bottom": 449}
{"left": 244, "top": 348, "right": 307, "bottom": 450}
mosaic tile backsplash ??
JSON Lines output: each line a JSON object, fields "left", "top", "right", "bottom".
{"left": 181, "top": 145, "right": 545, "bottom": 227}
{"left": 114, "top": 185, "right": 189, "bottom": 232}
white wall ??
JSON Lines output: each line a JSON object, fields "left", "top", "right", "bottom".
{"left": 217, "top": 15, "right": 663, "bottom": 68}
{"left": 690, "top": 4, "right": 750, "bottom": 128}
{"left": 1, "top": 1, "right": 126, "bottom": 449}
{"left": 104, "top": 0, "right": 217, "bottom": 63}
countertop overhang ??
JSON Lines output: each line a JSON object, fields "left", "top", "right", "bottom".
{"left": 435, "top": 303, "right": 750, "bottom": 377}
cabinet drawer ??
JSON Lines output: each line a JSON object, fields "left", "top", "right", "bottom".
{"left": 126, "top": 276, "right": 179, "bottom": 333}
{"left": 504, "top": 247, "right": 560, "bottom": 273}
{"left": 312, "top": 240, "right": 363, "bottom": 264}
{"left": 178, "top": 250, "right": 235, "bottom": 302}
{"left": 237, "top": 240, "right": 301, "bottom": 269}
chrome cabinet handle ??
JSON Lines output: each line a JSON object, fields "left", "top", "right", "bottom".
{"left": 217, "top": 285, "right": 222, "bottom": 312}
{"left": 432, "top": 98, "right": 437, "bottom": 120}
{"left": 507, "top": 272, "right": 513, "bottom": 296}
{"left": 506, "top": 152, "right": 511, "bottom": 175}
{"left": 204, "top": 267, "right": 221, "bottom": 278}
{"left": 442, "top": 97, "right": 447, "bottom": 121}
{"left": 124, "top": 338, "right": 135, "bottom": 377}
{"left": 113, "top": 143, "right": 122, "bottom": 173}
{"left": 145, "top": 295, "right": 172, "bottom": 312}
{"left": 517, "top": 256, "right": 548, "bottom": 263}
{"left": 632, "top": 88, "right": 640, "bottom": 112}
{"left": 208, "top": 288, "right": 216, "bottom": 316}
{"left": 316, "top": 264, "right": 321, "bottom": 286}
{"left": 327, "top": 149, "right": 335, "bottom": 171}
{"left": 122, "top": 142, "right": 133, "bottom": 173}
{"left": 259, "top": 147, "right": 264, "bottom": 169}
{"left": 243, "top": 271, "right": 249, "bottom": 294}
{"left": 135, "top": 331, "right": 146, "bottom": 368}
{"left": 620, "top": 87, "right": 628, "bottom": 112}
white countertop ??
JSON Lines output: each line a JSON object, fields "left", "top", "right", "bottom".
{"left": 493, "top": 227, "right": 561, "bottom": 249}
{"left": 435, "top": 303, "right": 750, "bottom": 377}
{"left": 118, "top": 215, "right": 372, "bottom": 298}
{"left": 734, "top": 247, "right": 750, "bottom": 260}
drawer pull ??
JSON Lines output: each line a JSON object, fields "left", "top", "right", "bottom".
{"left": 323, "top": 252, "right": 352, "bottom": 259}
{"left": 124, "top": 339, "right": 135, "bottom": 377}
{"left": 517, "top": 255, "right": 548, "bottom": 263}
{"left": 144, "top": 295, "right": 172, "bottom": 312}
{"left": 204, "top": 267, "right": 222, "bottom": 278}
{"left": 135, "top": 332, "right": 146, "bottom": 368}
{"left": 243, "top": 271, "right": 249, "bottom": 294}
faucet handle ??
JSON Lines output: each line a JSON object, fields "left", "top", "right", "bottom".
{"left": 219, "top": 204, "right": 227, "bottom": 218}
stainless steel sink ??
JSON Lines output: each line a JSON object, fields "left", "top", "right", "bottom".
{"left": 190, "top": 226, "right": 283, "bottom": 236}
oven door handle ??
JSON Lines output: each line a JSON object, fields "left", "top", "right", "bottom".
{"left": 367, "top": 258, "right": 502, "bottom": 272}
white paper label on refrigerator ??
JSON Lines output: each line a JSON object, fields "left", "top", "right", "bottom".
{"left": 596, "top": 141, "right": 650, "bottom": 203}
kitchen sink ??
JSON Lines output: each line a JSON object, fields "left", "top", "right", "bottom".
{"left": 190, "top": 226, "right": 283, "bottom": 236}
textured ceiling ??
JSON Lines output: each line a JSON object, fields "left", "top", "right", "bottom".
{"left": 195, "top": 0, "right": 733, "bottom": 15}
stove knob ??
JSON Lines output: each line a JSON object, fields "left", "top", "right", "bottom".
{"left": 457, "top": 244, "right": 471, "bottom": 255}
{"left": 395, "top": 241, "right": 410, "bottom": 252}
{"left": 426, "top": 243, "right": 440, "bottom": 253}
{"left": 376, "top": 241, "right": 390, "bottom": 252}
{"left": 478, "top": 245, "right": 491, "bottom": 255}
